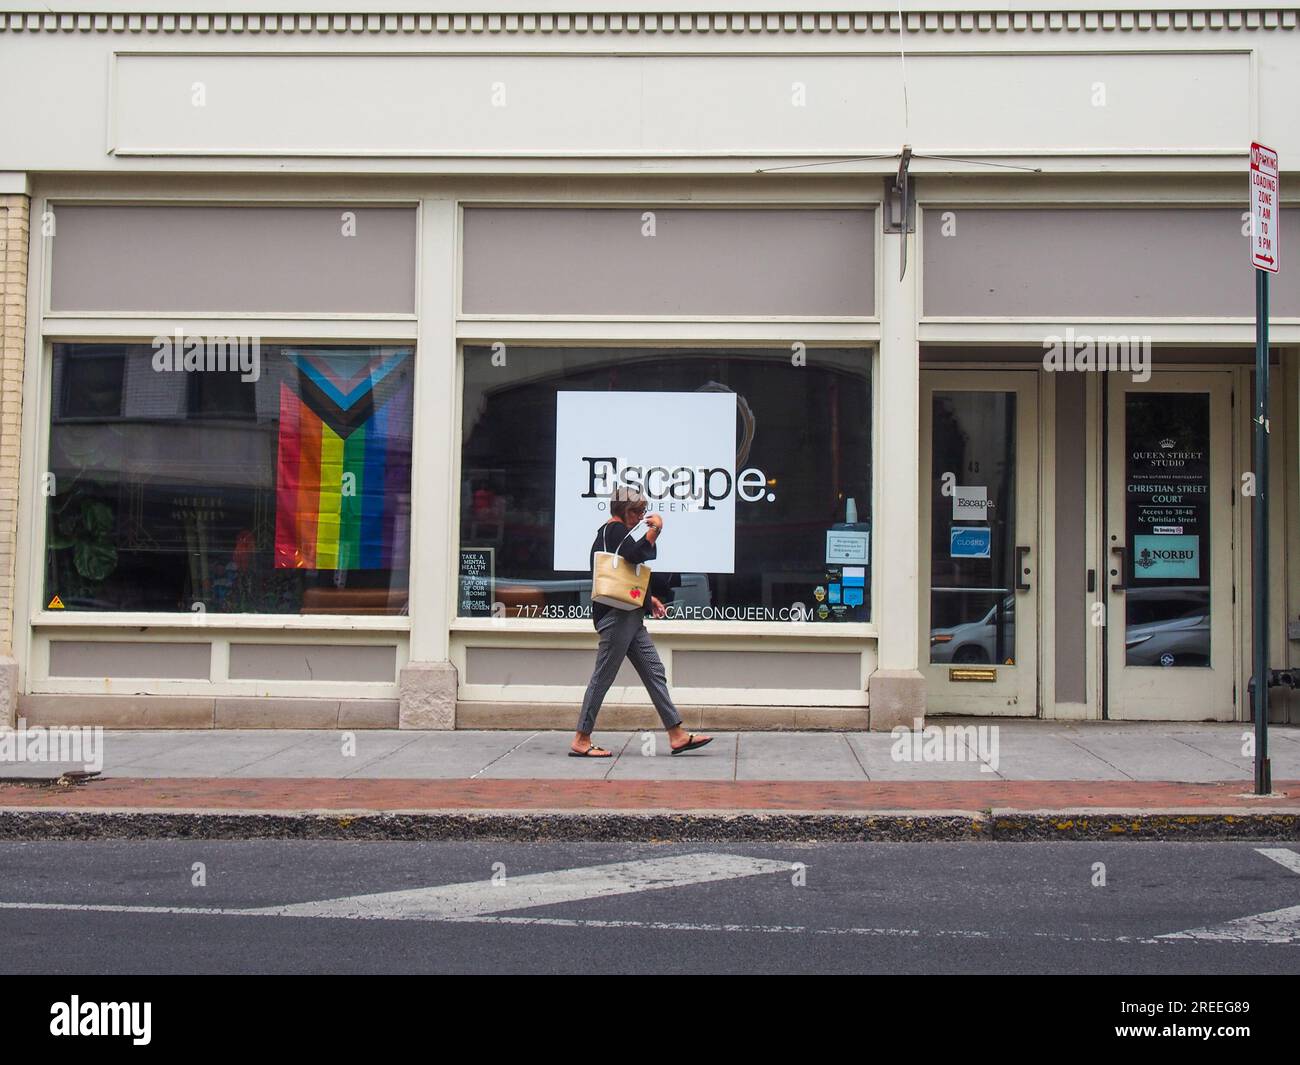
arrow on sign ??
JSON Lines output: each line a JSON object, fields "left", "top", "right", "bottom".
{"left": 1250, "top": 140, "right": 1281, "bottom": 273}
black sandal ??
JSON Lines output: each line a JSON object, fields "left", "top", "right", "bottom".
{"left": 569, "top": 744, "right": 612, "bottom": 757}
{"left": 670, "top": 734, "right": 713, "bottom": 755}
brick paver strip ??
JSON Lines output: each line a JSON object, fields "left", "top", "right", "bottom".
{"left": 0, "top": 778, "right": 1295, "bottom": 812}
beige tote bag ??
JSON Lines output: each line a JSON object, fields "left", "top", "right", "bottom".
{"left": 591, "top": 524, "right": 651, "bottom": 610}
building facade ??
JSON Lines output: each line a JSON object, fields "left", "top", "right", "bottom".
{"left": 1, "top": 1, "right": 1298, "bottom": 731}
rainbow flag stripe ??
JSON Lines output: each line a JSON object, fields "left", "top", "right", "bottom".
{"left": 274, "top": 350, "right": 412, "bottom": 571}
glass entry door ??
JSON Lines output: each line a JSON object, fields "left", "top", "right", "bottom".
{"left": 1105, "top": 372, "right": 1235, "bottom": 720}
{"left": 920, "top": 372, "right": 1039, "bottom": 715}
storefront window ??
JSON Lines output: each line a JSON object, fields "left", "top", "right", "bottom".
{"left": 458, "top": 346, "right": 872, "bottom": 623}
{"left": 45, "top": 343, "right": 413, "bottom": 615}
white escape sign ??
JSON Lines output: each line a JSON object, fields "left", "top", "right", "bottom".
{"left": 553, "top": 391, "right": 771, "bottom": 573}
{"left": 1250, "top": 141, "right": 1280, "bottom": 273}
{"left": 952, "top": 485, "right": 989, "bottom": 521}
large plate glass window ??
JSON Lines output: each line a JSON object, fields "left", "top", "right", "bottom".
{"left": 458, "top": 346, "right": 872, "bottom": 623}
{"left": 45, "top": 342, "right": 413, "bottom": 615}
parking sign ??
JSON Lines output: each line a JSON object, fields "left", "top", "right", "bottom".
{"left": 1250, "top": 141, "right": 1280, "bottom": 273}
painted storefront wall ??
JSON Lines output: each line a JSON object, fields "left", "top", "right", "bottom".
{"left": 0, "top": 3, "right": 1298, "bottom": 729}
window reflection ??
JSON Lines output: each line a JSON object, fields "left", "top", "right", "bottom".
{"left": 929, "top": 391, "right": 1016, "bottom": 665}
{"left": 1124, "top": 393, "right": 1211, "bottom": 667}
{"left": 458, "top": 346, "right": 873, "bottom": 623}
{"left": 45, "top": 343, "right": 413, "bottom": 615}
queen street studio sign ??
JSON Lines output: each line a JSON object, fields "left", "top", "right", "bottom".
{"left": 554, "top": 390, "right": 770, "bottom": 573}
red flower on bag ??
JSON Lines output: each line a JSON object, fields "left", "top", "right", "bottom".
{"left": 630, "top": 589, "right": 641, "bottom": 599}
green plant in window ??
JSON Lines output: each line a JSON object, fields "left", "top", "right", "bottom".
{"left": 48, "top": 494, "right": 118, "bottom": 583}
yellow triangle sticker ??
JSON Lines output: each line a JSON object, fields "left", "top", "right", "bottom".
{"left": 47, "top": 595, "right": 65, "bottom": 609}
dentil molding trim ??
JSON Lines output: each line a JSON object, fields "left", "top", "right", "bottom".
{"left": 0, "top": 8, "right": 1295, "bottom": 36}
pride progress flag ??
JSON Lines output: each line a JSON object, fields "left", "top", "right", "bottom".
{"left": 274, "top": 349, "right": 412, "bottom": 571}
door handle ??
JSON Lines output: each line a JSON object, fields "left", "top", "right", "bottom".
{"left": 1015, "top": 546, "right": 1031, "bottom": 592}
{"left": 1110, "top": 544, "right": 1127, "bottom": 592}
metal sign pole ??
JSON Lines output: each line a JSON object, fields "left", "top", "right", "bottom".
{"left": 1253, "top": 266, "right": 1271, "bottom": 795}
{"left": 1248, "top": 141, "right": 1278, "bottom": 796}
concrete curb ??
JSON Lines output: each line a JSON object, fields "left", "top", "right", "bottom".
{"left": 990, "top": 807, "right": 1300, "bottom": 840}
{"left": 1, "top": 805, "right": 1298, "bottom": 841}
{"left": 0, "top": 807, "right": 989, "bottom": 842}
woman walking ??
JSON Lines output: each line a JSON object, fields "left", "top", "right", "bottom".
{"left": 571, "top": 490, "right": 713, "bottom": 758}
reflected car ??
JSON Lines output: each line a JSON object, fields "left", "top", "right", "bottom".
{"left": 930, "top": 596, "right": 1015, "bottom": 664}
{"left": 1124, "top": 586, "right": 1210, "bottom": 667}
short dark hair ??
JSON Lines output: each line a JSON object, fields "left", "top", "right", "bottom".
{"left": 610, "top": 488, "right": 647, "bottom": 521}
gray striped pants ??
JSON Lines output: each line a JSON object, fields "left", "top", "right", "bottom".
{"left": 577, "top": 607, "right": 683, "bottom": 734}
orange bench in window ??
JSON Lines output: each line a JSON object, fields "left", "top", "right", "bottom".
{"left": 299, "top": 588, "right": 408, "bottom": 615}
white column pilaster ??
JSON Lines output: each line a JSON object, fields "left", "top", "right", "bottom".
{"left": 868, "top": 222, "right": 926, "bottom": 727}
{"left": 400, "top": 197, "right": 458, "bottom": 727}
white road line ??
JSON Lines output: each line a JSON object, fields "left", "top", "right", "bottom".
{"left": 0, "top": 902, "right": 240, "bottom": 917}
{"left": 0, "top": 900, "right": 1295, "bottom": 946}
{"left": 1159, "top": 847, "right": 1300, "bottom": 944}
{"left": 452, "top": 914, "right": 991, "bottom": 937}
{"left": 1158, "top": 905, "right": 1300, "bottom": 945}
{"left": 0, "top": 853, "right": 789, "bottom": 923}
{"left": 1257, "top": 847, "right": 1300, "bottom": 876}
{"left": 242, "top": 853, "right": 793, "bottom": 921}
{"left": 0, "top": 901, "right": 1058, "bottom": 939}
{"left": 4, "top": 847, "right": 1300, "bottom": 946}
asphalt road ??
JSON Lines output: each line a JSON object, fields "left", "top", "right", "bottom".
{"left": 1, "top": 840, "right": 1298, "bottom": 975}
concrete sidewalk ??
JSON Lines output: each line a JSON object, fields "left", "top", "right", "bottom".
{"left": 2, "top": 720, "right": 1298, "bottom": 841}
{"left": 2, "top": 719, "right": 1299, "bottom": 782}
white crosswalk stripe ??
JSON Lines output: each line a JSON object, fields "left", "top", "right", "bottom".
{"left": 1159, "top": 847, "right": 1300, "bottom": 943}
{"left": 241, "top": 853, "right": 793, "bottom": 921}
{"left": 1256, "top": 847, "right": 1300, "bottom": 876}
{"left": 3, "top": 848, "right": 1300, "bottom": 945}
